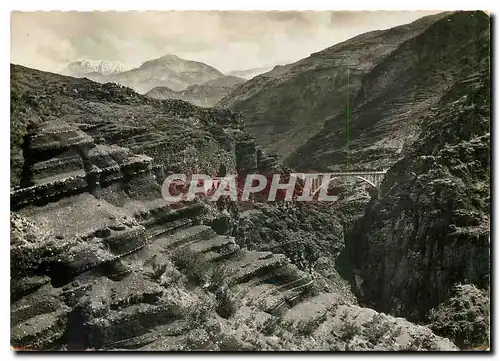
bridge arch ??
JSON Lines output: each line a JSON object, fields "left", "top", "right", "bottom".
{"left": 311, "top": 174, "right": 378, "bottom": 196}
{"left": 305, "top": 170, "right": 388, "bottom": 197}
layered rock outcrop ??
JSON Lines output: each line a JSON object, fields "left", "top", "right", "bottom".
{"left": 11, "top": 64, "right": 244, "bottom": 189}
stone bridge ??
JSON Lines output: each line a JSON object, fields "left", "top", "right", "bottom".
{"left": 306, "top": 170, "right": 388, "bottom": 195}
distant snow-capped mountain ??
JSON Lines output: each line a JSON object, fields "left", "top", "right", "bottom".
{"left": 62, "top": 55, "right": 236, "bottom": 94}
{"left": 62, "top": 60, "right": 129, "bottom": 77}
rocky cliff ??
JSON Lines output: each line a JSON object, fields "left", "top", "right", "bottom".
{"left": 10, "top": 65, "right": 457, "bottom": 351}
{"left": 345, "top": 47, "right": 490, "bottom": 347}
{"left": 11, "top": 64, "right": 242, "bottom": 190}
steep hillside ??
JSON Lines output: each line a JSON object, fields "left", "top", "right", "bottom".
{"left": 345, "top": 51, "right": 490, "bottom": 346}
{"left": 10, "top": 65, "right": 457, "bottom": 351}
{"left": 227, "top": 67, "right": 274, "bottom": 80}
{"left": 146, "top": 75, "right": 246, "bottom": 107}
{"left": 219, "top": 12, "right": 488, "bottom": 170}
{"left": 102, "top": 54, "right": 224, "bottom": 94}
{"left": 288, "top": 11, "right": 489, "bottom": 171}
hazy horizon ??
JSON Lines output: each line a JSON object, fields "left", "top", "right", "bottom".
{"left": 11, "top": 10, "right": 441, "bottom": 74}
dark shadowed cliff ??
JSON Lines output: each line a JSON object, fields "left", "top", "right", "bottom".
{"left": 345, "top": 46, "right": 490, "bottom": 346}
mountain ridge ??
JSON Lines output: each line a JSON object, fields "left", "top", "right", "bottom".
{"left": 63, "top": 54, "right": 225, "bottom": 94}
{"left": 145, "top": 75, "right": 246, "bottom": 107}
{"left": 218, "top": 11, "right": 483, "bottom": 170}
{"left": 62, "top": 59, "right": 129, "bottom": 77}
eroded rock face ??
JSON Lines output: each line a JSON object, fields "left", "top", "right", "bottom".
{"left": 232, "top": 203, "right": 346, "bottom": 285}
{"left": 346, "top": 56, "right": 490, "bottom": 324}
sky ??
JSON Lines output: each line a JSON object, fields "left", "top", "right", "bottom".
{"left": 11, "top": 11, "right": 441, "bottom": 74}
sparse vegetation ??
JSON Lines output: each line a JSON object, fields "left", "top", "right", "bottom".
{"left": 402, "top": 334, "right": 436, "bottom": 351}
{"left": 208, "top": 264, "right": 229, "bottom": 291}
{"left": 338, "top": 309, "right": 362, "bottom": 341}
{"left": 170, "top": 246, "right": 212, "bottom": 285}
{"left": 260, "top": 315, "right": 283, "bottom": 336}
{"left": 146, "top": 261, "right": 167, "bottom": 281}
{"left": 297, "top": 318, "right": 320, "bottom": 337}
{"left": 361, "top": 314, "right": 392, "bottom": 344}
{"left": 339, "top": 319, "right": 361, "bottom": 342}
{"left": 186, "top": 298, "right": 216, "bottom": 329}
{"left": 215, "top": 285, "right": 238, "bottom": 319}
{"left": 9, "top": 10, "right": 490, "bottom": 351}
{"left": 428, "top": 284, "right": 490, "bottom": 348}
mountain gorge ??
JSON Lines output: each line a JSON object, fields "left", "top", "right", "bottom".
{"left": 10, "top": 64, "right": 459, "bottom": 351}
{"left": 10, "top": 10, "right": 490, "bottom": 352}
{"left": 217, "top": 10, "right": 490, "bottom": 348}
{"left": 346, "top": 56, "right": 490, "bottom": 340}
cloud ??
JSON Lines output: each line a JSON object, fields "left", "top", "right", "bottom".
{"left": 10, "top": 10, "right": 441, "bottom": 73}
